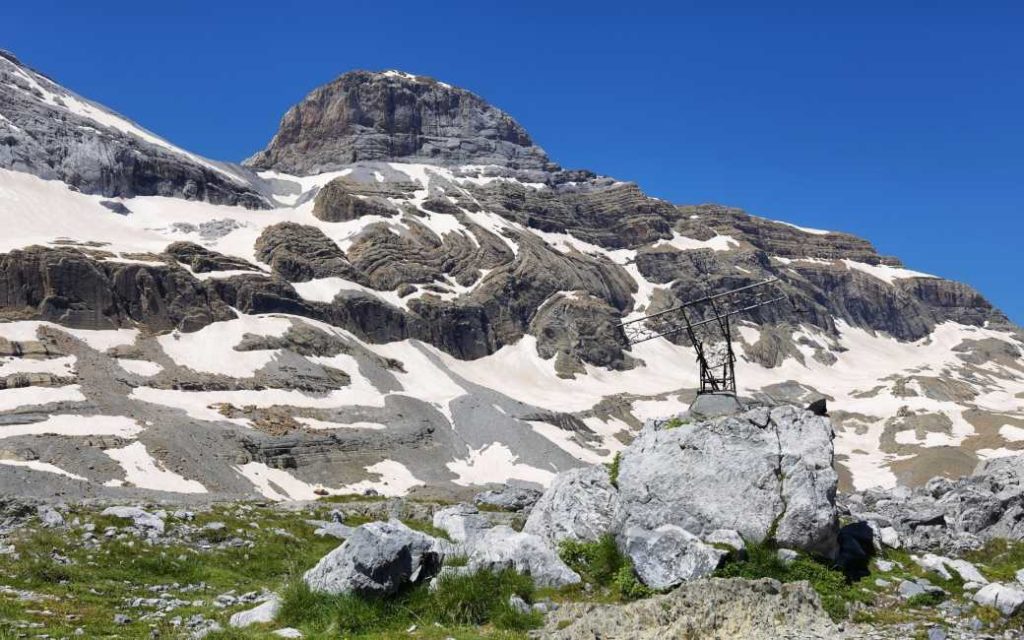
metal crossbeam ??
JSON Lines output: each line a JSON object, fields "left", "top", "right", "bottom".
{"left": 616, "top": 278, "right": 786, "bottom": 395}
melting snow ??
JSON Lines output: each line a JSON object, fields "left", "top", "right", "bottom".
{"left": 103, "top": 442, "right": 207, "bottom": 493}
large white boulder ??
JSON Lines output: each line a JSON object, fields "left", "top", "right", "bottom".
{"left": 303, "top": 520, "right": 444, "bottom": 596}
{"left": 522, "top": 465, "right": 620, "bottom": 547}
{"left": 614, "top": 406, "right": 838, "bottom": 558}
{"left": 100, "top": 506, "right": 165, "bottom": 533}
{"left": 464, "top": 525, "right": 581, "bottom": 588}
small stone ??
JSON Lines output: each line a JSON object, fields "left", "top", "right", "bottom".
{"left": 273, "top": 630, "right": 303, "bottom": 639}
{"left": 228, "top": 596, "right": 281, "bottom": 628}
{"left": 113, "top": 614, "right": 131, "bottom": 625}
{"left": 926, "top": 626, "right": 946, "bottom": 640}
{"left": 776, "top": 548, "right": 799, "bottom": 565}
{"left": 874, "top": 579, "right": 891, "bottom": 588}
{"left": 898, "top": 580, "right": 925, "bottom": 599}
{"left": 879, "top": 526, "right": 900, "bottom": 548}
{"left": 874, "top": 559, "right": 894, "bottom": 572}
{"left": 508, "top": 594, "right": 531, "bottom": 615}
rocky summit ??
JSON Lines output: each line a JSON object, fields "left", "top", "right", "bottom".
{"left": 0, "top": 49, "right": 1023, "bottom": 638}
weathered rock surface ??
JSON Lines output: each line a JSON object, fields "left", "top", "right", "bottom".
{"left": 462, "top": 525, "right": 580, "bottom": 588}
{"left": 523, "top": 465, "right": 619, "bottom": 546}
{"left": 303, "top": 520, "right": 445, "bottom": 596}
{"left": 972, "top": 582, "right": 1024, "bottom": 616}
{"left": 541, "top": 577, "right": 841, "bottom": 639}
{"left": 473, "top": 486, "right": 542, "bottom": 512}
{"left": 0, "top": 246, "right": 235, "bottom": 332}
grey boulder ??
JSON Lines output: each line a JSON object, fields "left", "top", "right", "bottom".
{"left": 303, "top": 520, "right": 444, "bottom": 596}
{"left": 100, "top": 506, "right": 165, "bottom": 533}
{"left": 523, "top": 465, "right": 620, "bottom": 547}
{"left": 464, "top": 525, "right": 580, "bottom": 588}
{"left": 229, "top": 595, "right": 281, "bottom": 628}
{"left": 615, "top": 406, "right": 838, "bottom": 558}
{"left": 973, "top": 582, "right": 1024, "bottom": 616}
{"left": 432, "top": 504, "right": 491, "bottom": 544}
{"left": 622, "top": 525, "right": 727, "bottom": 590}
{"left": 37, "top": 506, "right": 65, "bottom": 528}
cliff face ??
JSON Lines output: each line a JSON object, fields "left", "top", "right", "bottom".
{"left": 244, "top": 70, "right": 552, "bottom": 175}
{"left": 0, "top": 56, "right": 1021, "bottom": 501}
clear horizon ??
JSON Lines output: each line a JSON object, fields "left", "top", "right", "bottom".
{"left": 4, "top": 1, "right": 1022, "bottom": 324}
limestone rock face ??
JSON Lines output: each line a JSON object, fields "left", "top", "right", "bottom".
{"left": 313, "top": 177, "right": 401, "bottom": 222}
{"left": 303, "top": 520, "right": 444, "bottom": 596}
{"left": 245, "top": 70, "right": 552, "bottom": 175}
{"left": 523, "top": 465, "right": 620, "bottom": 547}
{"left": 0, "top": 246, "right": 235, "bottom": 333}
{"left": 615, "top": 406, "right": 839, "bottom": 558}
{"left": 254, "top": 223, "right": 365, "bottom": 284}
{"left": 0, "top": 51, "right": 266, "bottom": 207}
{"left": 541, "top": 577, "right": 841, "bottom": 640}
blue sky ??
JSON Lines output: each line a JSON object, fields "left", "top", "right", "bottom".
{"left": 4, "top": 1, "right": 1022, "bottom": 323}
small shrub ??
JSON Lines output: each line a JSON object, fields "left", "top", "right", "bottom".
{"left": 613, "top": 563, "right": 653, "bottom": 600}
{"left": 607, "top": 452, "right": 622, "bottom": 488}
{"left": 559, "top": 534, "right": 652, "bottom": 601}
{"left": 906, "top": 591, "right": 946, "bottom": 608}
{"left": 662, "top": 417, "right": 688, "bottom": 429}
{"left": 559, "top": 534, "right": 624, "bottom": 586}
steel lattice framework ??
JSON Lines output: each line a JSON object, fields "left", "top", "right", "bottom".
{"left": 617, "top": 278, "right": 787, "bottom": 395}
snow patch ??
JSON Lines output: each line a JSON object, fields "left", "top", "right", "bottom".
{"left": 103, "top": 442, "right": 207, "bottom": 493}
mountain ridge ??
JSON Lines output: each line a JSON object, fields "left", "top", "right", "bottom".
{"left": 0, "top": 51, "right": 1021, "bottom": 502}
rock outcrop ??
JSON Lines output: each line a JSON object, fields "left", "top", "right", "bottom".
{"left": 846, "top": 454, "right": 1024, "bottom": 554}
{"left": 541, "top": 577, "right": 841, "bottom": 640}
{"left": 245, "top": 70, "right": 553, "bottom": 175}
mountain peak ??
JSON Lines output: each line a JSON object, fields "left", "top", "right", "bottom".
{"left": 244, "top": 68, "right": 553, "bottom": 175}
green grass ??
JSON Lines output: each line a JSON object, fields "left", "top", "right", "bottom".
{"left": 607, "top": 452, "right": 622, "bottom": 489}
{"left": 0, "top": 503, "right": 340, "bottom": 638}
{"left": 558, "top": 534, "right": 652, "bottom": 602}
{"left": 905, "top": 591, "right": 946, "bottom": 607}
{"left": 275, "top": 568, "right": 542, "bottom": 637}
{"left": 714, "top": 539, "right": 873, "bottom": 621}
{"left": 963, "top": 539, "right": 1024, "bottom": 583}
